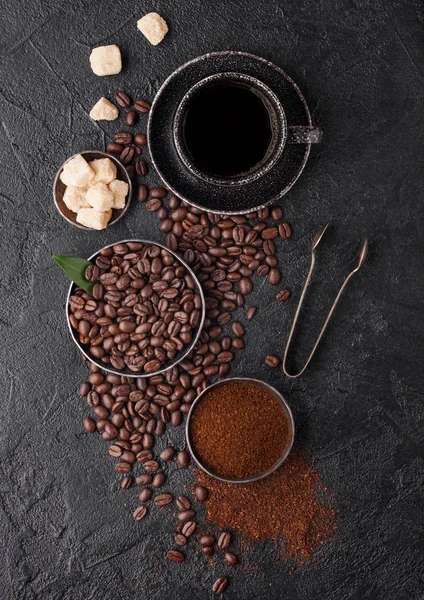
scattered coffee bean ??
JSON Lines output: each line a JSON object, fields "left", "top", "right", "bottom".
{"left": 134, "top": 133, "right": 147, "bottom": 146}
{"left": 134, "top": 100, "right": 151, "bottom": 113}
{"left": 224, "top": 551, "right": 238, "bottom": 565}
{"left": 265, "top": 354, "right": 280, "bottom": 368}
{"left": 106, "top": 142, "right": 124, "bottom": 154}
{"left": 194, "top": 486, "right": 209, "bottom": 502}
{"left": 121, "top": 476, "right": 132, "bottom": 489}
{"left": 83, "top": 417, "right": 96, "bottom": 432}
{"left": 276, "top": 288, "right": 290, "bottom": 302}
{"left": 115, "top": 92, "right": 131, "bottom": 107}
{"left": 199, "top": 534, "right": 215, "bottom": 547}
{"left": 154, "top": 493, "right": 173, "bottom": 506}
{"left": 217, "top": 532, "right": 231, "bottom": 549}
{"left": 125, "top": 110, "right": 137, "bottom": 127}
{"left": 246, "top": 306, "right": 257, "bottom": 320}
{"left": 167, "top": 549, "right": 184, "bottom": 563}
{"left": 202, "top": 546, "right": 215, "bottom": 557}
{"left": 135, "top": 158, "right": 147, "bottom": 176}
{"left": 133, "top": 505, "right": 147, "bottom": 520}
{"left": 181, "top": 521, "right": 196, "bottom": 536}
{"left": 139, "top": 488, "right": 153, "bottom": 502}
{"left": 177, "top": 450, "right": 190, "bottom": 467}
{"left": 114, "top": 132, "right": 132, "bottom": 144}
{"left": 160, "top": 447, "right": 175, "bottom": 461}
{"left": 178, "top": 509, "right": 196, "bottom": 522}
{"left": 279, "top": 222, "right": 292, "bottom": 239}
{"left": 120, "top": 146, "right": 135, "bottom": 164}
{"left": 137, "top": 184, "right": 148, "bottom": 202}
{"left": 175, "top": 534, "right": 187, "bottom": 546}
{"left": 212, "top": 577, "right": 228, "bottom": 594}
{"left": 136, "top": 474, "right": 153, "bottom": 486}
{"left": 176, "top": 496, "right": 191, "bottom": 511}
{"left": 152, "top": 472, "right": 166, "bottom": 488}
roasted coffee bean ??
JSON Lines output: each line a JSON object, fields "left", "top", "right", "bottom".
{"left": 276, "top": 288, "right": 290, "bottom": 302}
{"left": 246, "top": 306, "right": 257, "bottom": 320}
{"left": 108, "top": 444, "right": 122, "bottom": 457}
{"left": 114, "top": 132, "right": 132, "bottom": 144}
{"left": 199, "top": 534, "right": 215, "bottom": 546}
{"left": 120, "top": 146, "right": 135, "bottom": 164}
{"left": 139, "top": 487, "right": 153, "bottom": 502}
{"left": 279, "top": 222, "right": 292, "bottom": 239}
{"left": 167, "top": 549, "right": 184, "bottom": 563}
{"left": 262, "top": 226, "right": 279, "bottom": 240}
{"left": 159, "top": 447, "right": 175, "bottom": 461}
{"left": 146, "top": 198, "right": 161, "bottom": 211}
{"left": 202, "top": 546, "right": 215, "bottom": 557}
{"left": 83, "top": 417, "right": 96, "bottom": 433}
{"left": 181, "top": 521, "right": 196, "bottom": 536}
{"left": 265, "top": 354, "right": 280, "bottom": 367}
{"left": 178, "top": 509, "right": 196, "bottom": 522}
{"left": 154, "top": 493, "right": 173, "bottom": 506}
{"left": 194, "top": 486, "right": 209, "bottom": 502}
{"left": 85, "top": 264, "right": 100, "bottom": 281}
{"left": 176, "top": 496, "right": 191, "bottom": 511}
{"left": 238, "top": 277, "right": 252, "bottom": 295}
{"left": 133, "top": 505, "right": 147, "bottom": 520}
{"left": 224, "top": 551, "right": 238, "bottom": 565}
{"left": 144, "top": 460, "right": 159, "bottom": 472}
{"left": 268, "top": 267, "right": 281, "bottom": 285}
{"left": 150, "top": 187, "right": 167, "bottom": 199}
{"left": 175, "top": 534, "right": 187, "bottom": 546}
{"left": 125, "top": 110, "right": 137, "bottom": 126}
{"left": 134, "top": 133, "right": 147, "bottom": 146}
{"left": 137, "top": 184, "right": 149, "bottom": 202}
{"left": 134, "top": 100, "right": 151, "bottom": 113}
{"left": 115, "top": 91, "right": 131, "bottom": 107}
{"left": 218, "top": 351, "right": 233, "bottom": 363}
{"left": 212, "top": 577, "right": 228, "bottom": 594}
{"left": 231, "top": 322, "right": 245, "bottom": 337}
{"left": 121, "top": 476, "right": 132, "bottom": 489}
{"left": 217, "top": 532, "right": 231, "bottom": 549}
{"left": 135, "top": 158, "right": 147, "bottom": 176}
{"left": 106, "top": 142, "right": 124, "bottom": 154}
{"left": 115, "top": 461, "right": 131, "bottom": 473}
{"left": 135, "top": 473, "right": 153, "bottom": 486}
{"left": 177, "top": 450, "right": 190, "bottom": 467}
{"left": 152, "top": 472, "right": 166, "bottom": 488}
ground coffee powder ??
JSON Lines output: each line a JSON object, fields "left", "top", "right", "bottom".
{"left": 195, "top": 450, "right": 337, "bottom": 564}
{"left": 189, "top": 381, "right": 289, "bottom": 479}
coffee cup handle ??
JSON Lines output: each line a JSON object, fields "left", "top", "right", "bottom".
{"left": 288, "top": 126, "right": 322, "bottom": 144}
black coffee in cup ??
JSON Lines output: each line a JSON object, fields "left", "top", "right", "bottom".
{"left": 182, "top": 80, "right": 273, "bottom": 178}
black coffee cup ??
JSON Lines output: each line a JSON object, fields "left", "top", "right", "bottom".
{"left": 173, "top": 72, "right": 321, "bottom": 187}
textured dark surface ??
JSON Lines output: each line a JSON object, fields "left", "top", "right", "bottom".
{"left": 1, "top": 1, "right": 423, "bottom": 599}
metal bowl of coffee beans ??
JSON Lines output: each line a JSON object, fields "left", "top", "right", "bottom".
{"left": 54, "top": 150, "right": 132, "bottom": 230}
{"left": 186, "top": 377, "right": 295, "bottom": 483}
{"left": 67, "top": 239, "right": 205, "bottom": 377}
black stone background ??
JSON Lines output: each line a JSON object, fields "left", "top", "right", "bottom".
{"left": 0, "top": 1, "right": 423, "bottom": 599}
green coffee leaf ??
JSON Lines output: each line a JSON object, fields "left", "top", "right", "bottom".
{"left": 52, "top": 255, "right": 95, "bottom": 295}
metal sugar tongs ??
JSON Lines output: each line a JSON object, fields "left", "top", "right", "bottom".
{"left": 282, "top": 224, "right": 369, "bottom": 378}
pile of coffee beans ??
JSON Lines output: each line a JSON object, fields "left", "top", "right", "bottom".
{"left": 78, "top": 91, "right": 294, "bottom": 595}
{"left": 69, "top": 242, "right": 203, "bottom": 374}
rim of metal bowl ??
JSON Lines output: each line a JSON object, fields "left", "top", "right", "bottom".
{"left": 66, "top": 238, "right": 206, "bottom": 378}
{"left": 186, "top": 377, "right": 295, "bottom": 484}
{"left": 53, "top": 150, "right": 132, "bottom": 230}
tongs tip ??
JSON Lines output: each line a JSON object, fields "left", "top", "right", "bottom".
{"left": 312, "top": 223, "right": 330, "bottom": 251}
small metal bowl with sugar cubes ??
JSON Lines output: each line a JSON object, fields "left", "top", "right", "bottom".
{"left": 53, "top": 150, "right": 132, "bottom": 230}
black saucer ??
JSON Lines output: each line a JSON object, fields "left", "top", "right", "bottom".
{"left": 148, "top": 51, "right": 314, "bottom": 215}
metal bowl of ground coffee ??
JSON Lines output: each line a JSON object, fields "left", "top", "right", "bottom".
{"left": 186, "top": 377, "right": 295, "bottom": 483}
{"left": 66, "top": 239, "right": 206, "bottom": 378}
